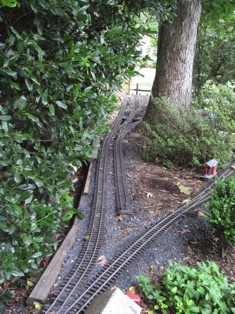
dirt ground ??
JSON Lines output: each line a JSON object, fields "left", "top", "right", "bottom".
{"left": 121, "top": 129, "right": 235, "bottom": 283}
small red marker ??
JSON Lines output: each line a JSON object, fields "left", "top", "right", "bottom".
{"left": 126, "top": 290, "right": 141, "bottom": 306}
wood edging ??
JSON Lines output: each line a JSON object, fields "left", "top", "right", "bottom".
{"left": 26, "top": 218, "right": 79, "bottom": 305}
{"left": 83, "top": 138, "right": 100, "bottom": 194}
{"left": 26, "top": 139, "right": 100, "bottom": 305}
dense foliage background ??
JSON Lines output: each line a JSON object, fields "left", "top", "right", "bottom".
{"left": 0, "top": 0, "right": 149, "bottom": 293}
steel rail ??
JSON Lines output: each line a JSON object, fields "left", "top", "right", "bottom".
{"left": 113, "top": 95, "right": 147, "bottom": 215}
{"left": 113, "top": 96, "right": 141, "bottom": 214}
{"left": 44, "top": 99, "right": 129, "bottom": 313}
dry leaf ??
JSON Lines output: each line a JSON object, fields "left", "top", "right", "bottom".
{"left": 182, "top": 199, "right": 190, "bottom": 204}
{"left": 183, "top": 256, "right": 191, "bottom": 261}
{"left": 176, "top": 182, "right": 192, "bottom": 195}
{"left": 117, "top": 215, "right": 123, "bottom": 221}
{"left": 178, "top": 229, "right": 190, "bottom": 234}
{"left": 187, "top": 246, "right": 194, "bottom": 255}
{"left": 97, "top": 255, "right": 107, "bottom": 266}
{"left": 198, "top": 211, "right": 205, "bottom": 217}
{"left": 34, "top": 302, "right": 41, "bottom": 310}
{"left": 69, "top": 163, "right": 78, "bottom": 172}
{"left": 149, "top": 265, "right": 155, "bottom": 274}
{"left": 27, "top": 280, "right": 34, "bottom": 287}
{"left": 129, "top": 286, "right": 138, "bottom": 293}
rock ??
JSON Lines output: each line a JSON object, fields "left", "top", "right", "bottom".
{"left": 85, "top": 287, "right": 141, "bottom": 314}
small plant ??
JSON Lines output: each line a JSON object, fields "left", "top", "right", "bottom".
{"left": 137, "top": 260, "right": 235, "bottom": 314}
{"left": 205, "top": 175, "right": 235, "bottom": 246}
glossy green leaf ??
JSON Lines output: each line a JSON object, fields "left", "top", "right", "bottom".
{"left": 49, "top": 104, "right": 55, "bottom": 115}
{"left": 22, "top": 234, "right": 32, "bottom": 246}
{"left": 0, "top": 115, "right": 11, "bottom": 121}
{"left": 25, "top": 78, "right": 33, "bottom": 92}
{"left": 41, "top": 91, "right": 48, "bottom": 105}
{"left": 3, "top": 69, "right": 17, "bottom": 78}
{"left": 56, "top": 101, "right": 67, "bottom": 109}
{"left": 1, "top": 121, "right": 8, "bottom": 132}
{"left": 0, "top": 54, "right": 4, "bottom": 66}
{"left": 13, "top": 96, "right": 27, "bottom": 110}
{"left": 30, "top": 76, "right": 40, "bottom": 85}
{"left": 31, "top": 252, "right": 42, "bottom": 258}
{"left": 5, "top": 265, "right": 24, "bottom": 277}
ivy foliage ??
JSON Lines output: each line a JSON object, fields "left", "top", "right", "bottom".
{"left": 0, "top": 0, "right": 151, "bottom": 286}
{"left": 205, "top": 175, "right": 235, "bottom": 246}
{"left": 138, "top": 260, "right": 235, "bottom": 313}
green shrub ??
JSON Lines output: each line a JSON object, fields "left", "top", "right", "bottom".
{"left": 193, "top": 81, "right": 235, "bottom": 133}
{"left": 140, "top": 97, "right": 234, "bottom": 168}
{"left": 205, "top": 175, "right": 235, "bottom": 246}
{"left": 137, "top": 260, "right": 235, "bottom": 314}
{"left": 0, "top": 0, "right": 144, "bottom": 289}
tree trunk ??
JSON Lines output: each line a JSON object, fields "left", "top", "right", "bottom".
{"left": 145, "top": 0, "right": 201, "bottom": 120}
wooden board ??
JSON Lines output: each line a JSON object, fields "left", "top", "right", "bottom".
{"left": 91, "top": 139, "right": 100, "bottom": 159}
{"left": 26, "top": 219, "right": 79, "bottom": 305}
{"left": 83, "top": 160, "right": 93, "bottom": 195}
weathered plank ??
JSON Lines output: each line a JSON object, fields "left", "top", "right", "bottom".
{"left": 83, "top": 160, "right": 93, "bottom": 195}
{"left": 26, "top": 219, "right": 79, "bottom": 305}
{"left": 91, "top": 139, "right": 100, "bottom": 160}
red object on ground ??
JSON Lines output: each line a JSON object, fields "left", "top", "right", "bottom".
{"left": 203, "top": 159, "right": 218, "bottom": 176}
{"left": 126, "top": 290, "right": 141, "bottom": 306}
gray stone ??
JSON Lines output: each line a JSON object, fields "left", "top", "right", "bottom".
{"left": 85, "top": 287, "right": 141, "bottom": 314}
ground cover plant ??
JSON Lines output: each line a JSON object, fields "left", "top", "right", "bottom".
{"left": 205, "top": 175, "right": 235, "bottom": 246}
{"left": 138, "top": 260, "right": 235, "bottom": 313}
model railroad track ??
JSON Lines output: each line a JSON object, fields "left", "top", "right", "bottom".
{"left": 45, "top": 159, "right": 235, "bottom": 314}
{"left": 43, "top": 94, "right": 234, "bottom": 313}
{"left": 113, "top": 96, "right": 146, "bottom": 215}
{"left": 43, "top": 96, "right": 145, "bottom": 314}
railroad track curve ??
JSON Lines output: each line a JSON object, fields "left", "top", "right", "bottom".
{"left": 43, "top": 95, "right": 146, "bottom": 313}
{"left": 43, "top": 94, "right": 235, "bottom": 313}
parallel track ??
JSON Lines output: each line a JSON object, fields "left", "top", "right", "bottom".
{"left": 43, "top": 95, "right": 235, "bottom": 313}
{"left": 113, "top": 96, "right": 144, "bottom": 214}
{"left": 50, "top": 163, "right": 235, "bottom": 313}
{"left": 43, "top": 95, "right": 145, "bottom": 313}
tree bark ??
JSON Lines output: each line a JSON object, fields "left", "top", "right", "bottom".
{"left": 145, "top": 0, "right": 201, "bottom": 119}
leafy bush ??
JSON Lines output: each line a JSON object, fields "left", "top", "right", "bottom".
{"left": 138, "top": 260, "right": 235, "bottom": 314}
{"left": 193, "top": 81, "right": 235, "bottom": 133}
{"left": 193, "top": 16, "right": 235, "bottom": 91}
{"left": 140, "top": 97, "right": 234, "bottom": 168}
{"left": 0, "top": 0, "right": 145, "bottom": 288}
{"left": 205, "top": 175, "right": 235, "bottom": 246}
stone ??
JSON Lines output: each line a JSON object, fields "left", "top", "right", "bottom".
{"left": 85, "top": 287, "right": 141, "bottom": 314}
